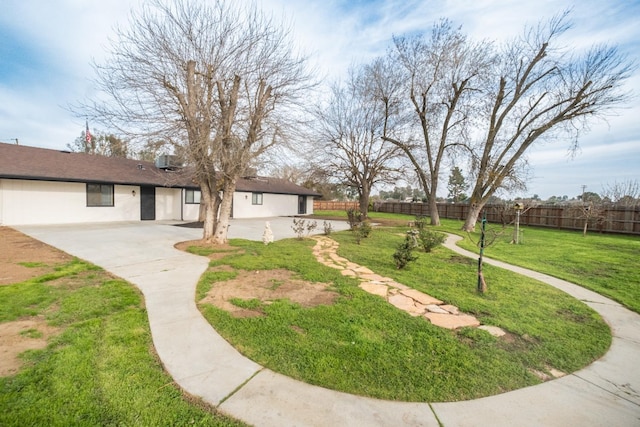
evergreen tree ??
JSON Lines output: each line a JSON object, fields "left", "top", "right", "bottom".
{"left": 447, "top": 167, "right": 467, "bottom": 202}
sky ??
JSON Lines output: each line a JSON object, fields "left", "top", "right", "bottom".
{"left": 1, "top": 0, "right": 639, "bottom": 200}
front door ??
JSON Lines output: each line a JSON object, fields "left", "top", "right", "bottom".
{"left": 140, "top": 186, "right": 156, "bottom": 220}
{"left": 298, "top": 195, "right": 307, "bottom": 214}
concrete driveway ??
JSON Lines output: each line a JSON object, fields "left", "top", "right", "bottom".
{"left": 13, "top": 219, "right": 640, "bottom": 427}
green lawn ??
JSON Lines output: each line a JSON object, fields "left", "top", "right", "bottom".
{"left": 314, "top": 210, "right": 640, "bottom": 314}
{"left": 437, "top": 219, "right": 640, "bottom": 314}
{"left": 0, "top": 259, "right": 245, "bottom": 426}
{"left": 195, "top": 226, "right": 610, "bottom": 402}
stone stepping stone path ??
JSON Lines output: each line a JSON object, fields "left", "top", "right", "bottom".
{"left": 311, "top": 236, "right": 505, "bottom": 335}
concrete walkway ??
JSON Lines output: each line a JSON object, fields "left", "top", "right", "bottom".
{"left": 15, "top": 221, "right": 640, "bottom": 426}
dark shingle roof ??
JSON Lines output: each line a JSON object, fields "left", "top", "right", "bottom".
{"left": 0, "top": 142, "right": 191, "bottom": 187}
{"left": 235, "top": 176, "right": 319, "bottom": 196}
{"left": 0, "top": 142, "right": 319, "bottom": 196}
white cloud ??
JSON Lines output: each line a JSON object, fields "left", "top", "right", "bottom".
{"left": 0, "top": 0, "right": 638, "bottom": 198}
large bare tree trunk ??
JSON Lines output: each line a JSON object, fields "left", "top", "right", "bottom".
{"left": 199, "top": 178, "right": 221, "bottom": 242}
{"left": 463, "top": 203, "right": 483, "bottom": 231}
{"left": 429, "top": 195, "right": 440, "bottom": 225}
{"left": 358, "top": 182, "right": 370, "bottom": 219}
{"left": 212, "top": 180, "right": 236, "bottom": 244}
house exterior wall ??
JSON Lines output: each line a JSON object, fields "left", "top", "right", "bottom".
{"left": 0, "top": 179, "right": 198, "bottom": 225}
{"left": 0, "top": 179, "right": 145, "bottom": 225}
{"left": 0, "top": 178, "right": 312, "bottom": 225}
{"left": 232, "top": 191, "right": 313, "bottom": 218}
{"left": 182, "top": 191, "right": 201, "bottom": 222}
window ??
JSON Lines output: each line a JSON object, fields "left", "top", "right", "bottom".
{"left": 87, "top": 184, "right": 114, "bottom": 207}
{"left": 252, "top": 192, "right": 263, "bottom": 205}
{"left": 185, "top": 189, "right": 201, "bottom": 204}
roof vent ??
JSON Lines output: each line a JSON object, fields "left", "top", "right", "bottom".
{"left": 155, "top": 155, "right": 183, "bottom": 170}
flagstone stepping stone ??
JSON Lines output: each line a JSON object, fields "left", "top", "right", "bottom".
{"left": 359, "top": 273, "right": 389, "bottom": 282}
{"left": 478, "top": 325, "right": 506, "bottom": 337}
{"left": 400, "top": 289, "right": 443, "bottom": 305}
{"left": 359, "top": 282, "right": 389, "bottom": 297}
{"left": 330, "top": 253, "right": 348, "bottom": 263}
{"left": 388, "top": 293, "right": 420, "bottom": 312}
{"left": 312, "top": 235, "right": 488, "bottom": 332}
{"left": 341, "top": 269, "right": 357, "bottom": 277}
{"left": 424, "top": 313, "right": 480, "bottom": 330}
{"left": 440, "top": 304, "right": 460, "bottom": 315}
{"left": 425, "top": 304, "right": 450, "bottom": 314}
{"left": 354, "top": 266, "right": 374, "bottom": 274}
{"left": 386, "top": 281, "right": 410, "bottom": 291}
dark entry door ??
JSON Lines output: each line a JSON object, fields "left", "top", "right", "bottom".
{"left": 140, "top": 186, "right": 156, "bottom": 220}
{"left": 298, "top": 195, "right": 307, "bottom": 214}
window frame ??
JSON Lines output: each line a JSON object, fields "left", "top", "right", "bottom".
{"left": 86, "top": 183, "right": 114, "bottom": 207}
{"left": 251, "top": 192, "right": 263, "bottom": 205}
{"left": 185, "top": 189, "right": 201, "bottom": 204}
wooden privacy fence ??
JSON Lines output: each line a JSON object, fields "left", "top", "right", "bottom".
{"left": 313, "top": 200, "right": 640, "bottom": 235}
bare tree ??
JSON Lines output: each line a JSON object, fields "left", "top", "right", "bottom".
{"left": 314, "top": 67, "right": 404, "bottom": 217}
{"left": 374, "top": 20, "right": 495, "bottom": 225}
{"left": 461, "top": 12, "right": 633, "bottom": 230}
{"left": 602, "top": 179, "right": 639, "bottom": 207}
{"left": 80, "top": 0, "right": 312, "bottom": 243}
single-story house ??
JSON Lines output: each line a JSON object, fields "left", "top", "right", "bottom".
{"left": 0, "top": 142, "right": 319, "bottom": 226}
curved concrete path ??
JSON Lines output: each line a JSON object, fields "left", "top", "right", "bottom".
{"left": 15, "top": 221, "right": 640, "bottom": 426}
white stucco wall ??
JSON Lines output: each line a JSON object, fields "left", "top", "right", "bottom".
{"left": 232, "top": 191, "right": 313, "bottom": 218}
{"left": 0, "top": 179, "right": 199, "bottom": 225}
{"left": 0, "top": 179, "right": 144, "bottom": 225}
{"left": 0, "top": 179, "right": 312, "bottom": 225}
{"left": 0, "top": 179, "right": 3, "bottom": 225}
{"left": 183, "top": 201, "right": 200, "bottom": 221}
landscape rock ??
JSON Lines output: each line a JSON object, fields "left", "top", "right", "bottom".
{"left": 359, "top": 282, "right": 389, "bottom": 298}
{"left": 400, "top": 289, "right": 443, "bottom": 305}
{"left": 478, "top": 325, "right": 506, "bottom": 337}
{"left": 424, "top": 313, "right": 480, "bottom": 330}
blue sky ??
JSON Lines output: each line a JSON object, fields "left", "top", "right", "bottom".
{"left": 1, "top": 0, "right": 638, "bottom": 199}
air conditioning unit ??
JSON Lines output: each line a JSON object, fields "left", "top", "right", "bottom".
{"left": 243, "top": 167, "right": 258, "bottom": 178}
{"left": 155, "top": 155, "right": 183, "bottom": 169}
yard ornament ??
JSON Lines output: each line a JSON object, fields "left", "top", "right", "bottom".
{"left": 263, "top": 221, "right": 274, "bottom": 245}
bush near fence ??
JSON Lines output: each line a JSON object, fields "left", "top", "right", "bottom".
{"left": 313, "top": 200, "right": 640, "bottom": 235}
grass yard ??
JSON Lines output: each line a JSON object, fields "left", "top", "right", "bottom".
{"left": 314, "top": 210, "right": 640, "bottom": 314}
{"left": 194, "top": 225, "right": 610, "bottom": 402}
{"left": 446, "top": 220, "right": 640, "bottom": 314}
{"left": 0, "top": 231, "right": 245, "bottom": 426}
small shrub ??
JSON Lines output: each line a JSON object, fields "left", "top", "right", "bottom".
{"left": 352, "top": 220, "right": 372, "bottom": 244}
{"left": 414, "top": 215, "right": 427, "bottom": 230}
{"left": 346, "top": 208, "right": 363, "bottom": 230}
{"left": 360, "top": 220, "right": 372, "bottom": 237}
{"left": 418, "top": 228, "right": 446, "bottom": 252}
{"left": 323, "top": 220, "right": 333, "bottom": 236}
{"left": 291, "top": 218, "right": 306, "bottom": 239}
{"left": 306, "top": 220, "right": 318, "bottom": 236}
{"left": 292, "top": 218, "right": 318, "bottom": 239}
{"left": 393, "top": 232, "right": 418, "bottom": 269}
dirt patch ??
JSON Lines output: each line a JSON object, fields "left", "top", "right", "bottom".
{"left": 199, "top": 268, "right": 339, "bottom": 318}
{"left": 0, "top": 226, "right": 72, "bottom": 285}
{"left": 174, "top": 240, "right": 243, "bottom": 261}
{"left": 0, "top": 318, "right": 60, "bottom": 376}
{"left": 0, "top": 227, "right": 69, "bottom": 375}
